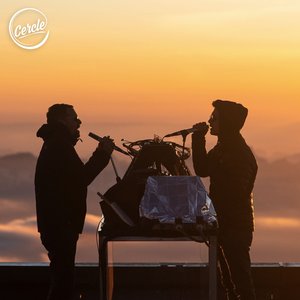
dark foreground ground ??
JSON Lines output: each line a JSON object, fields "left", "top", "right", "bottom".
{"left": 1, "top": 263, "right": 300, "bottom": 300}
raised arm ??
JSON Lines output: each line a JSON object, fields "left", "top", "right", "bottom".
{"left": 191, "top": 122, "right": 209, "bottom": 177}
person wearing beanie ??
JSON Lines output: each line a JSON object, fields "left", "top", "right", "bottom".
{"left": 35, "top": 104, "right": 114, "bottom": 300}
{"left": 192, "top": 100, "right": 258, "bottom": 300}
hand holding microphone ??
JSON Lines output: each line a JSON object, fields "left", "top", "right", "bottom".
{"left": 192, "top": 122, "right": 209, "bottom": 136}
{"left": 89, "top": 132, "right": 127, "bottom": 183}
{"left": 96, "top": 136, "right": 114, "bottom": 155}
{"left": 88, "top": 132, "right": 129, "bottom": 156}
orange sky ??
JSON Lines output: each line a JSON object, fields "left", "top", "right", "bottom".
{"left": 1, "top": 1, "right": 300, "bottom": 157}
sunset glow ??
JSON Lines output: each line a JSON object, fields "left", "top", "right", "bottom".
{"left": 1, "top": 1, "right": 300, "bottom": 263}
{"left": 256, "top": 217, "right": 300, "bottom": 228}
{"left": 1, "top": 1, "right": 300, "bottom": 158}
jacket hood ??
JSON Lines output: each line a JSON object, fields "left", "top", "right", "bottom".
{"left": 212, "top": 99, "right": 248, "bottom": 137}
{"left": 36, "top": 123, "right": 78, "bottom": 145}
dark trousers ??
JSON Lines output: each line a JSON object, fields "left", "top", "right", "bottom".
{"left": 41, "top": 230, "right": 79, "bottom": 300}
{"left": 218, "top": 228, "right": 256, "bottom": 300}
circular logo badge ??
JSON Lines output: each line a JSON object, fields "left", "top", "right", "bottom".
{"left": 9, "top": 8, "right": 50, "bottom": 50}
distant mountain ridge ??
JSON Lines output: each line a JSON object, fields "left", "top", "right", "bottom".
{"left": 0, "top": 152, "right": 36, "bottom": 199}
{"left": 0, "top": 151, "right": 300, "bottom": 217}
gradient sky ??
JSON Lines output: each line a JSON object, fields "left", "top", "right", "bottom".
{"left": 1, "top": 1, "right": 300, "bottom": 263}
{"left": 1, "top": 1, "right": 300, "bottom": 158}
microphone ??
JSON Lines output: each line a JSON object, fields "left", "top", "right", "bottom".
{"left": 88, "top": 132, "right": 129, "bottom": 156}
{"left": 164, "top": 127, "right": 199, "bottom": 138}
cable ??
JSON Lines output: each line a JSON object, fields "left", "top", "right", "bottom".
{"left": 96, "top": 214, "right": 104, "bottom": 253}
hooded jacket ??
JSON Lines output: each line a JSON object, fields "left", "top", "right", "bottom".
{"left": 35, "top": 123, "right": 110, "bottom": 234}
{"left": 192, "top": 100, "right": 258, "bottom": 230}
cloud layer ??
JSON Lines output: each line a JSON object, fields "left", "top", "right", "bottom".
{"left": 0, "top": 152, "right": 300, "bottom": 263}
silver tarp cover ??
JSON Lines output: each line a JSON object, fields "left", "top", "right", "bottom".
{"left": 140, "top": 176, "right": 216, "bottom": 224}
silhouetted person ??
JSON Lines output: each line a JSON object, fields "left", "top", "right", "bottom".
{"left": 192, "top": 100, "right": 258, "bottom": 300}
{"left": 35, "top": 104, "right": 114, "bottom": 300}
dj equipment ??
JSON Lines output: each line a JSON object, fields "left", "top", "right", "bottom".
{"left": 140, "top": 176, "right": 216, "bottom": 225}
{"left": 97, "top": 137, "right": 218, "bottom": 300}
{"left": 98, "top": 137, "right": 217, "bottom": 236}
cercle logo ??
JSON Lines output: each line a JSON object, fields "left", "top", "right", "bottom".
{"left": 9, "top": 8, "right": 50, "bottom": 50}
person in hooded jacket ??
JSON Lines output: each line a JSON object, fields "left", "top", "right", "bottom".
{"left": 192, "top": 100, "right": 258, "bottom": 300}
{"left": 35, "top": 103, "right": 114, "bottom": 300}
